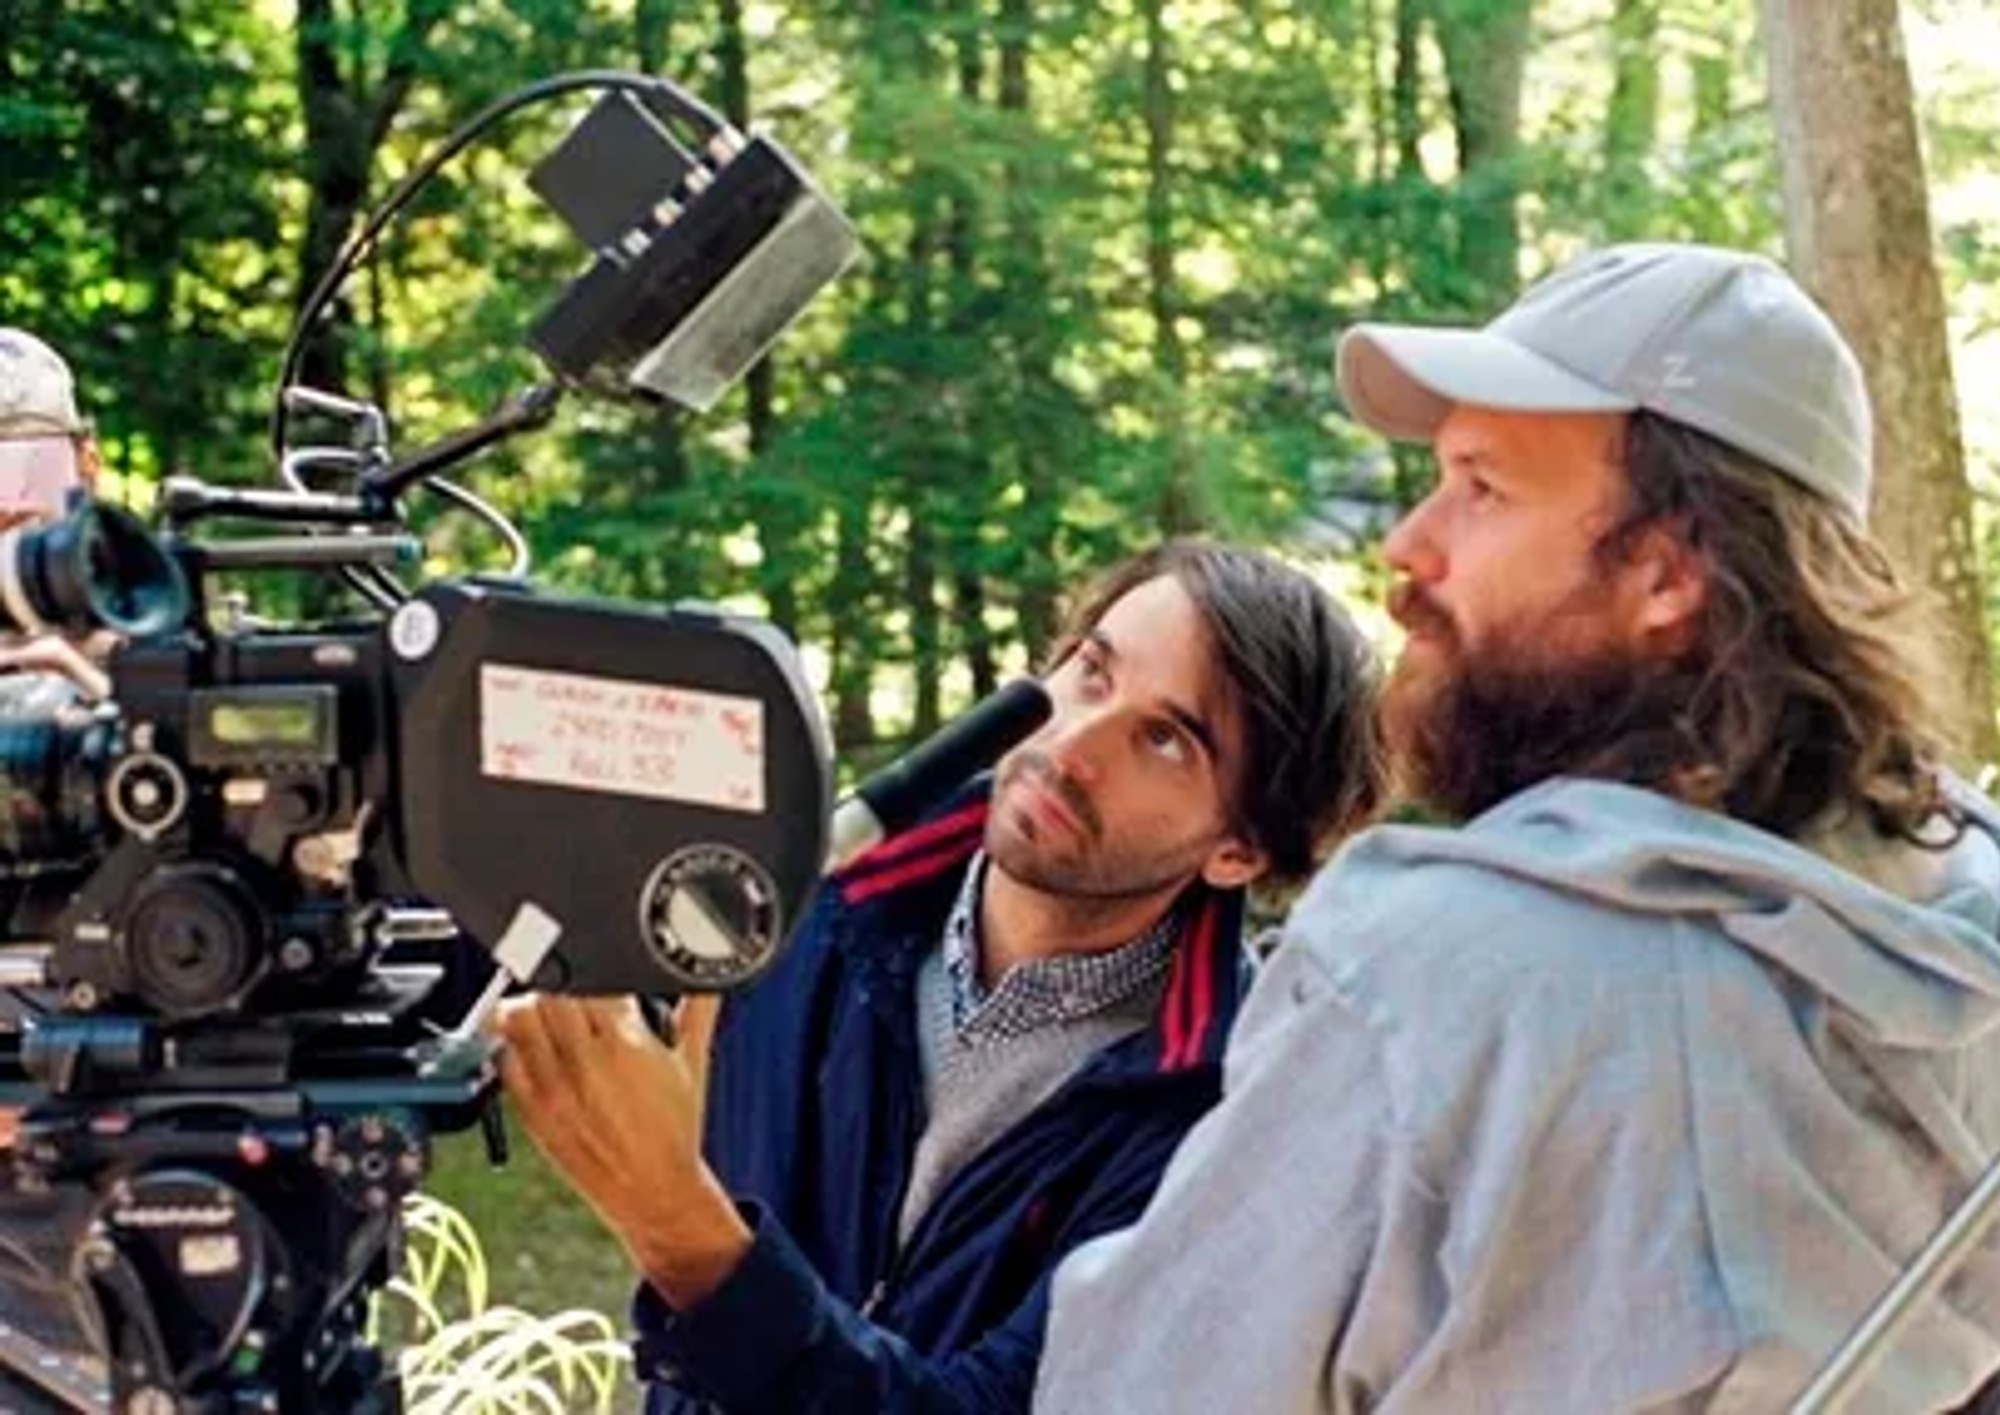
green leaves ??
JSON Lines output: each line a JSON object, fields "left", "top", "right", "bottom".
{"left": 17, "top": 0, "right": 2000, "bottom": 749}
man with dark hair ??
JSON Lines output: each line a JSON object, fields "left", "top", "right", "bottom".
{"left": 1037, "top": 244, "right": 2000, "bottom": 1412}
{"left": 499, "top": 541, "right": 1381, "bottom": 1412}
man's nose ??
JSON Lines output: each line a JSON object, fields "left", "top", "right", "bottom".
{"left": 1039, "top": 703, "right": 1118, "bottom": 785}
{"left": 1382, "top": 492, "right": 1446, "bottom": 586}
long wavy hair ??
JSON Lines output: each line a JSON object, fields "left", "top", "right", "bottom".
{"left": 1048, "top": 541, "right": 1384, "bottom": 885}
{"left": 1584, "top": 411, "right": 1950, "bottom": 841}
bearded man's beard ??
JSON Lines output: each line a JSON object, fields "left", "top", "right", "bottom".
{"left": 1382, "top": 586, "right": 1701, "bottom": 823}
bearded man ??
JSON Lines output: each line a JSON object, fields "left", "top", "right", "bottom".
{"left": 1036, "top": 243, "right": 2000, "bottom": 1413}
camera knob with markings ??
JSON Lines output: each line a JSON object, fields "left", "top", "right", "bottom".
{"left": 106, "top": 749, "right": 190, "bottom": 840}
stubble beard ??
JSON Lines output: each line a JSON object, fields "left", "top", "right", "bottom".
{"left": 988, "top": 751, "right": 1212, "bottom": 902}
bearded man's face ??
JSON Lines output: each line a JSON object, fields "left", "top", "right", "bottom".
{"left": 1380, "top": 405, "right": 1697, "bottom": 819}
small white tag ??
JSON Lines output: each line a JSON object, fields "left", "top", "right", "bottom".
{"left": 480, "top": 663, "right": 766, "bottom": 813}
{"left": 493, "top": 900, "right": 563, "bottom": 982}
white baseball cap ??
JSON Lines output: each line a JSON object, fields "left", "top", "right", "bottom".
{"left": 0, "top": 327, "right": 88, "bottom": 520}
{"left": 1336, "top": 244, "right": 1874, "bottom": 523}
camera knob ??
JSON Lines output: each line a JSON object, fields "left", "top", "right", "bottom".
{"left": 121, "top": 863, "right": 264, "bottom": 1020}
{"left": 106, "top": 750, "right": 190, "bottom": 840}
{"left": 315, "top": 1113, "right": 426, "bottom": 1213}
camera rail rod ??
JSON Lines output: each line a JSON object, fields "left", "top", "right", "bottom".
{"left": 173, "top": 535, "right": 423, "bottom": 573}
{"left": 366, "top": 383, "right": 563, "bottom": 503}
{"left": 159, "top": 478, "right": 388, "bottom": 530}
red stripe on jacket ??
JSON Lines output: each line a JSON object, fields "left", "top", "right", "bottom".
{"left": 1159, "top": 895, "right": 1219, "bottom": 1072}
{"left": 838, "top": 803, "right": 988, "bottom": 905}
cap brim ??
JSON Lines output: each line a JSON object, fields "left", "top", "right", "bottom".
{"left": 1336, "top": 324, "right": 1636, "bottom": 442}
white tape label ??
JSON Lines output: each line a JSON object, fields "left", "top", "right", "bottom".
{"left": 480, "top": 663, "right": 765, "bottom": 813}
{"left": 493, "top": 899, "right": 563, "bottom": 982}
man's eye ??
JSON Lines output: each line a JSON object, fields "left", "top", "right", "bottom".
{"left": 1144, "top": 721, "right": 1188, "bottom": 762}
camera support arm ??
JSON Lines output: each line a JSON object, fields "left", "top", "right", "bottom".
{"left": 365, "top": 383, "right": 563, "bottom": 505}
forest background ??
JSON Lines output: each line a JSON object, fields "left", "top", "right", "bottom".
{"left": 5, "top": 0, "right": 1999, "bottom": 1382}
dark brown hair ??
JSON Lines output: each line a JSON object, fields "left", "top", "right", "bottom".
{"left": 1049, "top": 540, "right": 1383, "bottom": 885}
{"left": 1588, "top": 411, "right": 1949, "bottom": 841}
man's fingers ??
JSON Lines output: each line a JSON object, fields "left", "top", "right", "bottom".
{"left": 675, "top": 996, "right": 722, "bottom": 1074}
{"left": 533, "top": 994, "right": 609, "bottom": 1079}
{"left": 495, "top": 997, "right": 586, "bottom": 1138}
{"left": 494, "top": 998, "right": 558, "bottom": 1104}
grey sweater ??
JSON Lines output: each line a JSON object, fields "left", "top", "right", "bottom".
{"left": 1037, "top": 777, "right": 2000, "bottom": 1414}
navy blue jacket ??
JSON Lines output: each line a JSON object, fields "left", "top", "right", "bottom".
{"left": 633, "top": 788, "right": 1249, "bottom": 1414}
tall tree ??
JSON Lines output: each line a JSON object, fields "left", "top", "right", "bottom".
{"left": 1428, "top": 0, "right": 1533, "bottom": 307}
{"left": 1393, "top": 0, "right": 1426, "bottom": 182}
{"left": 1761, "top": 0, "right": 1999, "bottom": 766}
{"left": 1601, "top": 0, "right": 1660, "bottom": 237}
{"left": 995, "top": 0, "right": 1063, "bottom": 661}
{"left": 1141, "top": 0, "right": 1197, "bottom": 533}
{"left": 944, "top": 1, "right": 1001, "bottom": 703}
{"left": 715, "top": 0, "right": 807, "bottom": 640}
{"left": 292, "top": 0, "right": 454, "bottom": 396}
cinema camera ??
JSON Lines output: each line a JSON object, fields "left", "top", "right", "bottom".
{"left": 0, "top": 71, "right": 855, "bottom": 1414}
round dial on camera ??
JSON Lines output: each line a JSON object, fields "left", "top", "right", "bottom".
{"left": 637, "top": 845, "right": 784, "bottom": 992}
{"left": 107, "top": 749, "right": 191, "bottom": 839}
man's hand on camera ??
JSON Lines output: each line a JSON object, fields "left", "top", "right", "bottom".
{"left": 495, "top": 993, "right": 751, "bottom": 1310}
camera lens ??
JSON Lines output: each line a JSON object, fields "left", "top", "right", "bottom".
{"left": 0, "top": 503, "right": 188, "bottom": 639}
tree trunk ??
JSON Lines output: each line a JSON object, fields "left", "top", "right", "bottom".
{"left": 291, "top": 0, "right": 448, "bottom": 395}
{"left": 1761, "top": 0, "right": 1998, "bottom": 767}
{"left": 948, "top": 7, "right": 1000, "bottom": 702}
{"left": 293, "top": 0, "right": 369, "bottom": 395}
{"left": 1430, "top": 0, "right": 1531, "bottom": 307}
{"left": 714, "top": 0, "right": 799, "bottom": 636}
{"left": 1393, "top": 0, "right": 1425, "bottom": 181}
{"left": 998, "top": 0, "right": 1061, "bottom": 661}
{"left": 635, "top": 0, "right": 673, "bottom": 74}
{"left": 1602, "top": 0, "right": 1660, "bottom": 237}
{"left": 715, "top": 0, "right": 773, "bottom": 466}
{"left": 830, "top": 497, "right": 879, "bottom": 751}
{"left": 903, "top": 201, "right": 945, "bottom": 739}
{"left": 1142, "top": 0, "right": 1198, "bottom": 534}
{"left": 635, "top": 0, "right": 693, "bottom": 565}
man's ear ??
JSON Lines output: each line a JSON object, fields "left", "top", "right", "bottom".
{"left": 75, "top": 436, "right": 101, "bottom": 491}
{"left": 1623, "top": 520, "right": 1707, "bottom": 652}
{"left": 1199, "top": 837, "right": 1268, "bottom": 891}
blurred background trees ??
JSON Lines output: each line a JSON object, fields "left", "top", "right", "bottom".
{"left": 6, "top": 0, "right": 1996, "bottom": 760}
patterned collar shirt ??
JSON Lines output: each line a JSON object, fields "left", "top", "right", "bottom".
{"left": 940, "top": 851, "right": 1182, "bottom": 1045}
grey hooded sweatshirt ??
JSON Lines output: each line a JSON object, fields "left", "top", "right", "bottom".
{"left": 1037, "top": 777, "right": 2000, "bottom": 1414}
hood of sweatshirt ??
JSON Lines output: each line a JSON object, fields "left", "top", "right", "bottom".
{"left": 1349, "top": 774, "right": 2000, "bottom": 1054}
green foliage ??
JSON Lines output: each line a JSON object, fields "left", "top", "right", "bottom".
{"left": 11, "top": 0, "right": 1998, "bottom": 744}
{"left": 1, "top": 0, "right": 293, "bottom": 487}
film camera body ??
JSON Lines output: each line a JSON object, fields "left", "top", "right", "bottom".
{"left": 0, "top": 72, "right": 853, "bottom": 1414}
